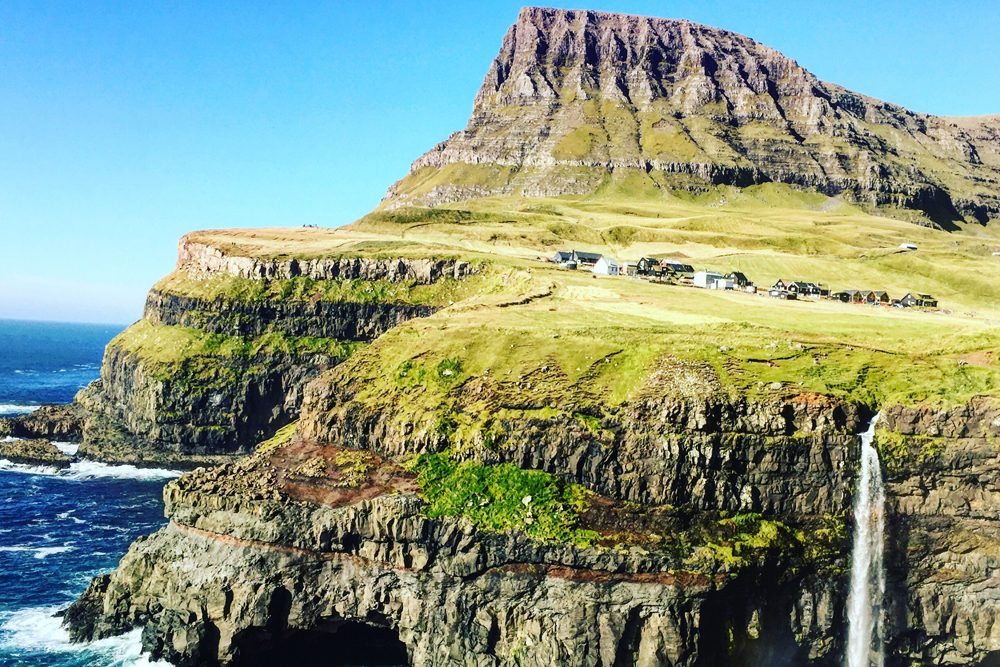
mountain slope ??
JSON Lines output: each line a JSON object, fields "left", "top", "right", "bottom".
{"left": 385, "top": 7, "right": 1000, "bottom": 228}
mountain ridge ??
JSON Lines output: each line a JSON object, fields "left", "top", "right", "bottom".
{"left": 384, "top": 6, "right": 1000, "bottom": 228}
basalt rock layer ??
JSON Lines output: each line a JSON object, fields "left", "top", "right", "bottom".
{"left": 75, "top": 239, "right": 477, "bottom": 464}
{"left": 385, "top": 7, "right": 1000, "bottom": 227}
{"left": 67, "top": 393, "right": 856, "bottom": 667}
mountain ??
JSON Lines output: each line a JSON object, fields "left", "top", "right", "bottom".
{"left": 385, "top": 7, "right": 1000, "bottom": 229}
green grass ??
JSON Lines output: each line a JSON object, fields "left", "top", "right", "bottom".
{"left": 155, "top": 271, "right": 492, "bottom": 308}
{"left": 412, "top": 452, "right": 598, "bottom": 546}
{"left": 111, "top": 320, "right": 364, "bottom": 376}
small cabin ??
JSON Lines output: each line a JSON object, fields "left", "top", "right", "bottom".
{"left": 899, "top": 243, "right": 918, "bottom": 251}
{"left": 592, "top": 256, "right": 621, "bottom": 276}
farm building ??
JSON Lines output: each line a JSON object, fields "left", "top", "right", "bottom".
{"left": 572, "top": 251, "right": 602, "bottom": 267}
{"left": 593, "top": 256, "right": 621, "bottom": 276}
{"left": 694, "top": 271, "right": 724, "bottom": 288}
{"left": 900, "top": 293, "right": 938, "bottom": 308}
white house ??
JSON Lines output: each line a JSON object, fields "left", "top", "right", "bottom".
{"left": 693, "top": 271, "right": 723, "bottom": 288}
{"left": 712, "top": 277, "right": 736, "bottom": 290}
{"left": 592, "top": 256, "right": 621, "bottom": 276}
{"left": 899, "top": 243, "right": 918, "bottom": 251}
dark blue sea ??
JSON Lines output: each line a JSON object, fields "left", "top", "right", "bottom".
{"left": 0, "top": 319, "right": 177, "bottom": 666}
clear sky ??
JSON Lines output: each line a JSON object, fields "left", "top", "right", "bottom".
{"left": 1, "top": 1, "right": 998, "bottom": 324}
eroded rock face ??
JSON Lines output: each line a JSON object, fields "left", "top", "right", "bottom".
{"left": 177, "top": 239, "right": 476, "bottom": 283}
{"left": 144, "top": 289, "right": 435, "bottom": 341}
{"left": 384, "top": 7, "right": 1000, "bottom": 227}
{"left": 0, "top": 403, "right": 83, "bottom": 441}
{"left": 66, "top": 457, "right": 838, "bottom": 667}
{"left": 75, "top": 242, "right": 474, "bottom": 464}
{"left": 67, "top": 380, "right": 1000, "bottom": 665}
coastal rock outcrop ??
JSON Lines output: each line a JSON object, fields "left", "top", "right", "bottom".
{"left": 0, "top": 438, "right": 72, "bottom": 468}
{"left": 0, "top": 403, "right": 83, "bottom": 441}
{"left": 75, "top": 243, "right": 478, "bottom": 465}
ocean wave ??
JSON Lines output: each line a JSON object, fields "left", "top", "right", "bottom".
{"left": 0, "top": 458, "right": 181, "bottom": 481}
{"left": 0, "top": 404, "right": 41, "bottom": 416}
{"left": 0, "top": 545, "right": 74, "bottom": 559}
{"left": 0, "top": 605, "right": 169, "bottom": 665}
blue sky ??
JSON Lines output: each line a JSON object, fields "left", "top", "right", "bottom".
{"left": 1, "top": 1, "right": 998, "bottom": 324}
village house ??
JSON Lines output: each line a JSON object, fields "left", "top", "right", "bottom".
{"left": 775, "top": 279, "right": 828, "bottom": 296}
{"left": 551, "top": 250, "right": 573, "bottom": 264}
{"left": 867, "top": 291, "right": 891, "bottom": 305}
{"left": 900, "top": 293, "right": 938, "bottom": 308}
{"left": 725, "top": 271, "right": 750, "bottom": 287}
{"left": 636, "top": 257, "right": 661, "bottom": 276}
{"left": 592, "top": 256, "right": 621, "bottom": 276}
{"left": 572, "top": 250, "right": 602, "bottom": 267}
{"left": 660, "top": 259, "right": 695, "bottom": 276}
{"left": 693, "top": 271, "right": 724, "bottom": 289}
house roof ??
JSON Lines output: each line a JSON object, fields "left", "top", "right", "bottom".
{"left": 918, "top": 294, "right": 935, "bottom": 300}
{"left": 726, "top": 271, "right": 749, "bottom": 281}
{"left": 573, "top": 251, "right": 602, "bottom": 261}
{"left": 552, "top": 251, "right": 572, "bottom": 260}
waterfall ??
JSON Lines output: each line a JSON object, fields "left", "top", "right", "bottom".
{"left": 846, "top": 413, "right": 886, "bottom": 667}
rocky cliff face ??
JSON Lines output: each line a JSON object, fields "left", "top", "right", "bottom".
{"left": 385, "top": 7, "right": 1000, "bottom": 227}
{"left": 68, "top": 392, "right": 856, "bottom": 667}
{"left": 66, "top": 333, "right": 1000, "bottom": 666}
{"left": 76, "top": 242, "right": 477, "bottom": 465}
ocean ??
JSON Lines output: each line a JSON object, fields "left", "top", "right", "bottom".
{"left": 0, "top": 319, "right": 179, "bottom": 666}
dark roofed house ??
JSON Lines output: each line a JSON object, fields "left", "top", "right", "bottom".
{"left": 572, "top": 250, "right": 602, "bottom": 267}
{"left": 901, "top": 293, "right": 938, "bottom": 308}
{"left": 551, "top": 250, "right": 573, "bottom": 264}
{"left": 868, "top": 291, "right": 890, "bottom": 305}
{"left": 660, "top": 259, "right": 694, "bottom": 274}
{"left": 772, "top": 279, "right": 787, "bottom": 291}
{"left": 831, "top": 291, "right": 851, "bottom": 302}
{"left": 725, "top": 271, "right": 750, "bottom": 287}
{"left": 636, "top": 257, "right": 661, "bottom": 276}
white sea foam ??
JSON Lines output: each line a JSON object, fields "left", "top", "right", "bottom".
{"left": 0, "top": 404, "right": 40, "bottom": 416}
{"left": 54, "top": 441, "right": 80, "bottom": 456}
{"left": 0, "top": 605, "right": 169, "bottom": 665}
{"left": 0, "top": 458, "right": 181, "bottom": 481}
{"left": 56, "top": 510, "right": 87, "bottom": 525}
{"left": 0, "top": 545, "right": 74, "bottom": 559}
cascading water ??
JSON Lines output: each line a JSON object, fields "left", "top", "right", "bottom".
{"left": 846, "top": 413, "right": 886, "bottom": 667}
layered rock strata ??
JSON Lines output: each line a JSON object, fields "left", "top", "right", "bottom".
{"left": 385, "top": 7, "right": 1000, "bottom": 227}
{"left": 76, "top": 242, "right": 476, "bottom": 464}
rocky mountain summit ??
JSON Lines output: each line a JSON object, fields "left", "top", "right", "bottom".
{"left": 386, "top": 7, "right": 1000, "bottom": 228}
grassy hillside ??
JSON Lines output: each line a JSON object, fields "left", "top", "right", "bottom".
{"left": 184, "top": 183, "right": 999, "bottom": 408}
